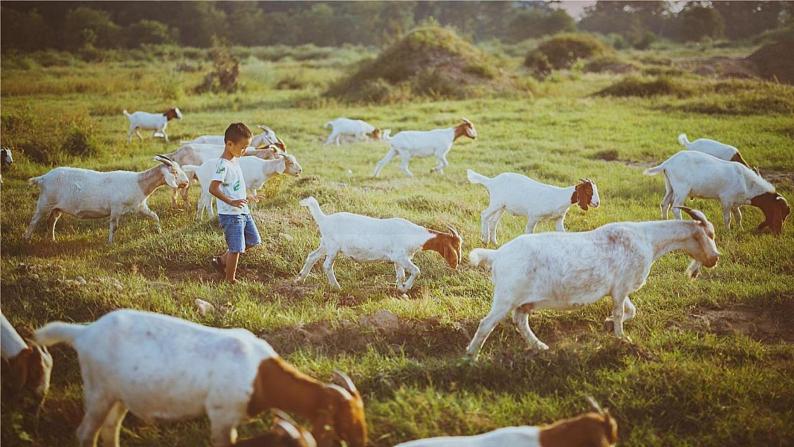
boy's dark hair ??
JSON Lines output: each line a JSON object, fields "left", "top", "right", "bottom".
{"left": 225, "top": 122, "right": 253, "bottom": 143}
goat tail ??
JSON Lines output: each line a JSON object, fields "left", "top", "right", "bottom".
{"left": 382, "top": 129, "right": 392, "bottom": 141}
{"left": 677, "top": 133, "right": 690, "bottom": 148}
{"left": 35, "top": 322, "right": 85, "bottom": 348}
{"left": 469, "top": 248, "right": 497, "bottom": 269}
{"left": 466, "top": 169, "right": 491, "bottom": 186}
{"left": 299, "top": 196, "right": 325, "bottom": 223}
{"left": 27, "top": 175, "right": 45, "bottom": 186}
{"left": 324, "top": 121, "right": 332, "bottom": 129}
{"left": 643, "top": 163, "right": 665, "bottom": 176}
{"left": 123, "top": 109, "right": 131, "bottom": 118}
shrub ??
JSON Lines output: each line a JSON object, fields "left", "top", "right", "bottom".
{"left": 524, "top": 33, "right": 611, "bottom": 71}
{"left": 194, "top": 38, "right": 239, "bottom": 94}
{"left": 596, "top": 76, "right": 693, "bottom": 97}
{"left": 524, "top": 52, "right": 552, "bottom": 79}
{"left": 583, "top": 55, "right": 636, "bottom": 74}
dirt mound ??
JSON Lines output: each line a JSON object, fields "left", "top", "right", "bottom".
{"left": 326, "top": 26, "right": 519, "bottom": 103}
{"left": 689, "top": 303, "right": 794, "bottom": 343}
{"left": 749, "top": 35, "right": 794, "bottom": 85}
{"left": 677, "top": 56, "right": 760, "bottom": 80}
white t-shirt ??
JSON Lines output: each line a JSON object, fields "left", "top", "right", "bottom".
{"left": 211, "top": 158, "right": 250, "bottom": 215}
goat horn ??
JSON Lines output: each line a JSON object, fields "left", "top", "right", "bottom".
{"left": 332, "top": 370, "right": 359, "bottom": 396}
{"left": 272, "top": 409, "right": 299, "bottom": 427}
{"left": 585, "top": 395, "right": 605, "bottom": 415}
{"left": 274, "top": 419, "right": 303, "bottom": 441}
{"left": 673, "top": 206, "right": 709, "bottom": 225}
{"left": 445, "top": 224, "right": 460, "bottom": 238}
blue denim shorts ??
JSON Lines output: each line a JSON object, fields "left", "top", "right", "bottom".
{"left": 218, "top": 214, "right": 261, "bottom": 253}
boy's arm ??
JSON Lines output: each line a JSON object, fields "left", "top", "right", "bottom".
{"left": 210, "top": 180, "right": 246, "bottom": 208}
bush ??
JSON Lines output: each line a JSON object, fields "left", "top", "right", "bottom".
{"left": 524, "top": 52, "right": 552, "bottom": 79}
{"left": 1, "top": 109, "right": 99, "bottom": 165}
{"left": 194, "top": 39, "right": 239, "bottom": 94}
{"left": 524, "top": 33, "right": 611, "bottom": 72}
{"left": 126, "top": 20, "right": 175, "bottom": 48}
{"left": 596, "top": 76, "right": 693, "bottom": 97}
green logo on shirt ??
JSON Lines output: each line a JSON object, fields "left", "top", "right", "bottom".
{"left": 233, "top": 180, "right": 241, "bottom": 191}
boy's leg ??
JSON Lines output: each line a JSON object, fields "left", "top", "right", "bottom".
{"left": 217, "top": 214, "right": 246, "bottom": 283}
{"left": 225, "top": 252, "right": 240, "bottom": 283}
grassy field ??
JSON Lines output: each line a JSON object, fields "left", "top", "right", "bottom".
{"left": 1, "top": 41, "right": 793, "bottom": 447}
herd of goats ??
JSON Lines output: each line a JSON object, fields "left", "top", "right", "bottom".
{"left": 1, "top": 107, "right": 789, "bottom": 446}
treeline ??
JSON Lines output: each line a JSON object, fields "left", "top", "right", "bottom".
{"left": 2, "top": 1, "right": 792, "bottom": 53}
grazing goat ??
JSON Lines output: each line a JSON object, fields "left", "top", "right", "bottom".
{"left": 467, "top": 170, "right": 600, "bottom": 244}
{"left": 187, "top": 125, "right": 285, "bottom": 151}
{"left": 167, "top": 143, "right": 283, "bottom": 207}
{"left": 24, "top": 155, "right": 189, "bottom": 243}
{"left": 184, "top": 153, "right": 302, "bottom": 220}
{"left": 466, "top": 207, "right": 719, "bottom": 357}
{"left": 678, "top": 133, "right": 748, "bottom": 166}
{"left": 34, "top": 309, "right": 367, "bottom": 447}
{"left": 373, "top": 119, "right": 476, "bottom": 177}
{"left": 234, "top": 411, "right": 317, "bottom": 447}
{"left": 1, "top": 312, "right": 53, "bottom": 402}
{"left": 324, "top": 118, "right": 382, "bottom": 145}
{"left": 296, "top": 196, "right": 462, "bottom": 292}
{"left": 123, "top": 108, "right": 182, "bottom": 143}
{"left": 396, "top": 398, "right": 617, "bottom": 447}
{"left": 645, "top": 151, "right": 789, "bottom": 234}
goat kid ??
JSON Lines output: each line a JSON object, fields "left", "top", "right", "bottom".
{"left": 123, "top": 108, "right": 182, "bottom": 143}
{"left": 678, "top": 133, "right": 748, "bottom": 166}
{"left": 373, "top": 118, "right": 476, "bottom": 177}
{"left": 324, "top": 118, "right": 382, "bottom": 145}
{"left": 468, "top": 169, "right": 600, "bottom": 244}
{"left": 296, "top": 196, "right": 462, "bottom": 292}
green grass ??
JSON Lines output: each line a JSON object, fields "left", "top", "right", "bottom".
{"left": 1, "top": 43, "right": 793, "bottom": 447}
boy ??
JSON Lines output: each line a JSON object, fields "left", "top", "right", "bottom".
{"left": 210, "top": 123, "right": 261, "bottom": 283}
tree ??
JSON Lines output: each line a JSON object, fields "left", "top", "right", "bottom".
{"left": 508, "top": 8, "right": 575, "bottom": 42}
{"left": 678, "top": 4, "right": 725, "bottom": 41}
{"left": 126, "top": 20, "right": 175, "bottom": 48}
{"left": 713, "top": 1, "right": 784, "bottom": 40}
{"left": 63, "top": 7, "right": 122, "bottom": 49}
{"left": 0, "top": 7, "right": 51, "bottom": 51}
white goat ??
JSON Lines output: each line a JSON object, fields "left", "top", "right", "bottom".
{"left": 24, "top": 155, "right": 189, "bottom": 243}
{"left": 296, "top": 197, "right": 462, "bottom": 292}
{"left": 465, "top": 207, "right": 719, "bottom": 357}
{"left": 396, "top": 400, "right": 617, "bottom": 447}
{"left": 372, "top": 119, "right": 476, "bottom": 177}
{"left": 167, "top": 143, "right": 283, "bottom": 207}
{"left": 645, "top": 151, "right": 790, "bottom": 234}
{"left": 324, "top": 118, "right": 381, "bottom": 145}
{"left": 184, "top": 154, "right": 302, "bottom": 220}
{"left": 1, "top": 312, "right": 53, "bottom": 401}
{"left": 34, "top": 309, "right": 366, "bottom": 447}
{"left": 186, "top": 125, "right": 285, "bottom": 150}
{"left": 467, "top": 170, "right": 600, "bottom": 244}
{"left": 678, "top": 133, "right": 748, "bottom": 166}
{"left": 123, "top": 108, "right": 182, "bottom": 143}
